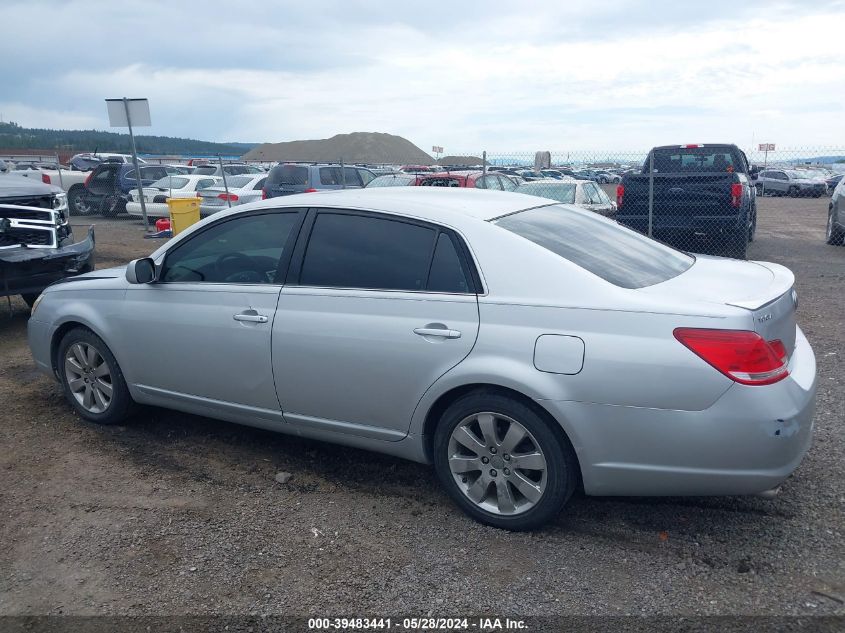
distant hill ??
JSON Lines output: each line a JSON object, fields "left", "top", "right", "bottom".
{"left": 243, "top": 132, "right": 434, "bottom": 165}
{"left": 436, "top": 155, "right": 483, "bottom": 166}
{"left": 0, "top": 121, "right": 256, "bottom": 157}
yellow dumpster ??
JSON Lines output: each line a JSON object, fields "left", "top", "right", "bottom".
{"left": 166, "top": 193, "right": 201, "bottom": 235}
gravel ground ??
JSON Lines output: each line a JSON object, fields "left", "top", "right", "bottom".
{"left": 0, "top": 195, "right": 842, "bottom": 619}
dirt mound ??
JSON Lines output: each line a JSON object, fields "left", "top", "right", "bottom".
{"left": 242, "top": 132, "right": 434, "bottom": 165}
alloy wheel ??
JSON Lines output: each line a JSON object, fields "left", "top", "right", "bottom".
{"left": 64, "top": 342, "right": 113, "bottom": 413}
{"left": 447, "top": 412, "right": 547, "bottom": 516}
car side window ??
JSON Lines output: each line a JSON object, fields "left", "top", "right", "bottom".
{"left": 428, "top": 232, "right": 470, "bottom": 293}
{"left": 500, "top": 175, "right": 517, "bottom": 191}
{"left": 160, "top": 212, "right": 300, "bottom": 284}
{"left": 299, "top": 213, "right": 435, "bottom": 291}
{"left": 358, "top": 169, "right": 375, "bottom": 186}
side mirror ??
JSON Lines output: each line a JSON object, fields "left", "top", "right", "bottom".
{"left": 125, "top": 258, "right": 156, "bottom": 284}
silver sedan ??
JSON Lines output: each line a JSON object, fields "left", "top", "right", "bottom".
{"left": 27, "top": 188, "right": 816, "bottom": 530}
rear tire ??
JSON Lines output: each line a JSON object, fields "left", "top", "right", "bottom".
{"left": 57, "top": 328, "right": 134, "bottom": 425}
{"left": 788, "top": 186, "right": 799, "bottom": 197}
{"left": 67, "top": 185, "right": 92, "bottom": 216}
{"left": 433, "top": 390, "right": 577, "bottom": 531}
{"left": 21, "top": 293, "right": 39, "bottom": 308}
{"left": 827, "top": 208, "right": 844, "bottom": 246}
{"left": 100, "top": 195, "right": 125, "bottom": 217}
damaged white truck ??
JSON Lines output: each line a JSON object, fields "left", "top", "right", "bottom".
{"left": 0, "top": 174, "right": 95, "bottom": 309}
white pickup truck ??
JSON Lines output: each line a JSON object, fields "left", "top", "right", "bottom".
{"left": 7, "top": 153, "right": 145, "bottom": 192}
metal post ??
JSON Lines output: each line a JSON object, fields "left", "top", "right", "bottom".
{"left": 340, "top": 158, "right": 346, "bottom": 189}
{"left": 483, "top": 151, "right": 487, "bottom": 175}
{"left": 647, "top": 151, "right": 654, "bottom": 238}
{"left": 123, "top": 98, "right": 150, "bottom": 230}
{"left": 217, "top": 155, "right": 231, "bottom": 208}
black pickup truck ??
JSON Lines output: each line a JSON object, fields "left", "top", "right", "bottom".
{"left": 616, "top": 144, "right": 756, "bottom": 258}
{"left": 0, "top": 174, "right": 95, "bottom": 307}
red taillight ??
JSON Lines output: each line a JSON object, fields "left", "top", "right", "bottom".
{"left": 217, "top": 193, "right": 239, "bottom": 202}
{"left": 673, "top": 328, "right": 789, "bottom": 386}
{"left": 41, "top": 173, "right": 51, "bottom": 184}
{"left": 616, "top": 184, "right": 624, "bottom": 208}
{"left": 84, "top": 171, "right": 93, "bottom": 187}
{"left": 304, "top": 188, "right": 318, "bottom": 193}
{"left": 683, "top": 144, "right": 704, "bottom": 148}
{"left": 261, "top": 188, "right": 268, "bottom": 200}
{"left": 730, "top": 183, "right": 743, "bottom": 207}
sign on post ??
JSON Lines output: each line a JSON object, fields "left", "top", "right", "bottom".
{"left": 105, "top": 98, "right": 152, "bottom": 230}
{"left": 432, "top": 146, "right": 444, "bottom": 154}
{"left": 758, "top": 143, "right": 776, "bottom": 152}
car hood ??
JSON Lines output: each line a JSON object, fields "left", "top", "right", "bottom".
{"left": 0, "top": 174, "right": 60, "bottom": 196}
{"left": 46, "top": 265, "right": 127, "bottom": 290}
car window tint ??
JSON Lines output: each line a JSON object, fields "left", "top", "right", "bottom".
{"left": 357, "top": 169, "right": 375, "bottom": 185}
{"left": 495, "top": 205, "right": 694, "bottom": 289}
{"left": 161, "top": 213, "right": 299, "bottom": 284}
{"left": 500, "top": 175, "right": 517, "bottom": 191}
{"left": 367, "top": 174, "right": 416, "bottom": 187}
{"left": 300, "top": 213, "right": 435, "bottom": 291}
{"left": 225, "top": 176, "right": 254, "bottom": 188}
{"left": 197, "top": 179, "right": 217, "bottom": 190}
{"left": 427, "top": 233, "right": 470, "bottom": 293}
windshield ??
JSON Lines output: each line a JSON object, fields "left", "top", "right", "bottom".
{"left": 494, "top": 205, "right": 694, "bottom": 289}
{"left": 150, "top": 176, "right": 189, "bottom": 189}
{"left": 223, "top": 176, "right": 255, "bottom": 188}
{"left": 516, "top": 183, "right": 576, "bottom": 204}
{"left": 650, "top": 147, "right": 743, "bottom": 173}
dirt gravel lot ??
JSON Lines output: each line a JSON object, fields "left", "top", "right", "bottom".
{"left": 0, "top": 195, "right": 843, "bottom": 619}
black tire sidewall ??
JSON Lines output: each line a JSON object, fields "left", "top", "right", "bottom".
{"left": 433, "top": 392, "right": 575, "bottom": 531}
{"left": 57, "top": 328, "right": 132, "bottom": 425}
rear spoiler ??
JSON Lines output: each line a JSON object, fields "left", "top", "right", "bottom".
{"left": 725, "top": 261, "right": 794, "bottom": 310}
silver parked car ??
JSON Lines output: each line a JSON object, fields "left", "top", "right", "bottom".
{"left": 198, "top": 174, "right": 267, "bottom": 216}
{"left": 27, "top": 188, "right": 816, "bottom": 530}
{"left": 827, "top": 175, "right": 845, "bottom": 245}
{"left": 755, "top": 169, "right": 826, "bottom": 197}
{"left": 515, "top": 179, "right": 616, "bottom": 216}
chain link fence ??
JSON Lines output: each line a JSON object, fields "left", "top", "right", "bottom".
{"left": 438, "top": 147, "right": 844, "bottom": 259}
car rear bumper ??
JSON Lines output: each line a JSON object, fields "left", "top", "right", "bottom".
{"left": 126, "top": 201, "right": 169, "bottom": 218}
{"left": 539, "top": 326, "right": 816, "bottom": 497}
{"left": 0, "top": 227, "right": 95, "bottom": 297}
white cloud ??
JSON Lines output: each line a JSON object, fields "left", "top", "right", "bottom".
{"left": 1, "top": 0, "right": 843, "bottom": 154}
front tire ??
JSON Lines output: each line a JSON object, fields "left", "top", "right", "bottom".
{"left": 433, "top": 391, "right": 577, "bottom": 531}
{"left": 57, "top": 328, "right": 133, "bottom": 424}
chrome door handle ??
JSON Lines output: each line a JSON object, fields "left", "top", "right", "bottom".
{"left": 233, "top": 312, "right": 268, "bottom": 323}
{"left": 414, "top": 327, "right": 461, "bottom": 339}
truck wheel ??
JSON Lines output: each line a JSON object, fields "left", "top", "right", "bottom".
{"left": 827, "top": 208, "right": 844, "bottom": 246}
{"left": 68, "top": 185, "right": 92, "bottom": 216}
{"left": 21, "top": 293, "right": 39, "bottom": 308}
{"left": 725, "top": 232, "right": 748, "bottom": 259}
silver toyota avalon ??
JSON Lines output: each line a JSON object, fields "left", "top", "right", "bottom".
{"left": 27, "top": 188, "right": 816, "bottom": 530}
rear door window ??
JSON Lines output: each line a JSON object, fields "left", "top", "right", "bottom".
{"left": 269, "top": 165, "right": 308, "bottom": 186}
{"left": 427, "top": 232, "right": 470, "bottom": 293}
{"left": 299, "top": 213, "right": 435, "bottom": 291}
{"left": 494, "top": 205, "right": 694, "bottom": 289}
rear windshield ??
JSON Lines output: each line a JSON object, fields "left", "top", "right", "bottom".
{"left": 649, "top": 147, "right": 744, "bottom": 173}
{"left": 192, "top": 166, "right": 216, "bottom": 175}
{"left": 516, "top": 182, "right": 576, "bottom": 204}
{"left": 420, "top": 177, "right": 462, "bottom": 187}
{"left": 224, "top": 176, "right": 255, "bottom": 188}
{"left": 268, "top": 165, "right": 308, "bottom": 186}
{"left": 367, "top": 174, "right": 417, "bottom": 187}
{"left": 494, "top": 205, "right": 694, "bottom": 289}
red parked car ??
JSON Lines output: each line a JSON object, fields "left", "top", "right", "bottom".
{"left": 367, "top": 170, "right": 518, "bottom": 191}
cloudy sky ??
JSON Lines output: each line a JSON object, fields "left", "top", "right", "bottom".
{"left": 2, "top": 0, "right": 844, "bottom": 154}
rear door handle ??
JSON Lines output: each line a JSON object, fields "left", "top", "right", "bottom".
{"left": 233, "top": 310, "right": 268, "bottom": 323}
{"left": 414, "top": 327, "right": 461, "bottom": 339}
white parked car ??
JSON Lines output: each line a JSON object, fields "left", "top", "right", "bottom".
{"left": 126, "top": 175, "right": 222, "bottom": 220}
{"left": 198, "top": 174, "right": 267, "bottom": 216}
{"left": 516, "top": 179, "right": 617, "bottom": 216}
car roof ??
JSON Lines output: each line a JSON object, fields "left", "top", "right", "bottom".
{"left": 223, "top": 187, "right": 555, "bottom": 224}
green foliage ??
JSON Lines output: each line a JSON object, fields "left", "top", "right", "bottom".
{"left": 0, "top": 121, "right": 255, "bottom": 156}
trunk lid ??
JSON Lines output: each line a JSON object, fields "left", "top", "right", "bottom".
{"left": 641, "top": 255, "right": 797, "bottom": 356}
